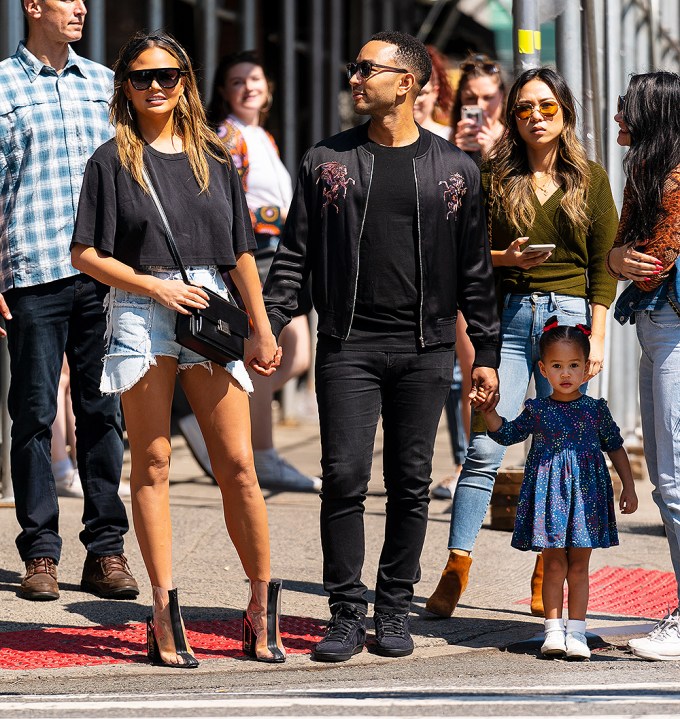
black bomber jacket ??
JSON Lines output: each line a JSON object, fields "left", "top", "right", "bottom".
{"left": 263, "top": 122, "right": 501, "bottom": 368}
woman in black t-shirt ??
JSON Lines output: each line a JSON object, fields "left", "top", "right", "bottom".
{"left": 72, "top": 31, "right": 284, "bottom": 667}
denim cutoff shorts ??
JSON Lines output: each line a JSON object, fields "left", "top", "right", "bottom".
{"left": 101, "top": 266, "right": 253, "bottom": 395}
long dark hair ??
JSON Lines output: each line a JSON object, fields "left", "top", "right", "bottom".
{"left": 111, "top": 30, "right": 227, "bottom": 193}
{"left": 206, "top": 50, "right": 266, "bottom": 128}
{"left": 620, "top": 71, "right": 680, "bottom": 246}
{"left": 490, "top": 67, "right": 591, "bottom": 234}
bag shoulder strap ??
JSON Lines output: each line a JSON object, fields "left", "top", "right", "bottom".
{"left": 141, "top": 165, "right": 190, "bottom": 285}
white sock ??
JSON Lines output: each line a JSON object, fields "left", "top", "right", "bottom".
{"left": 566, "top": 619, "right": 587, "bottom": 635}
{"left": 544, "top": 618, "right": 565, "bottom": 632}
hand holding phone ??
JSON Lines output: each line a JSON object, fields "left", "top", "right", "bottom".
{"left": 461, "top": 105, "right": 483, "bottom": 127}
{"left": 522, "top": 244, "right": 556, "bottom": 254}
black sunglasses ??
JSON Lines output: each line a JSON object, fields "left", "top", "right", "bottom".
{"left": 127, "top": 68, "right": 185, "bottom": 91}
{"left": 345, "top": 60, "right": 407, "bottom": 81}
{"left": 460, "top": 54, "right": 499, "bottom": 75}
{"left": 617, "top": 94, "right": 626, "bottom": 114}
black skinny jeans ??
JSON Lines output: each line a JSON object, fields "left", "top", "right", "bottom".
{"left": 4, "top": 275, "right": 128, "bottom": 563}
{"left": 315, "top": 335, "right": 454, "bottom": 614}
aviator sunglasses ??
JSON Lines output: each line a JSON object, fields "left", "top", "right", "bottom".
{"left": 127, "top": 67, "right": 185, "bottom": 91}
{"left": 617, "top": 94, "right": 627, "bottom": 114}
{"left": 513, "top": 99, "right": 560, "bottom": 120}
{"left": 345, "top": 60, "right": 407, "bottom": 81}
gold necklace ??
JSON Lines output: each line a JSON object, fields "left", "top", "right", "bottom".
{"left": 533, "top": 172, "right": 557, "bottom": 195}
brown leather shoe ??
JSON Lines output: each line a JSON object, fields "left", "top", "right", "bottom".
{"left": 20, "top": 557, "right": 59, "bottom": 601}
{"left": 81, "top": 553, "right": 140, "bottom": 599}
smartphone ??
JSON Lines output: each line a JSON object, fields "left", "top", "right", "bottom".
{"left": 462, "top": 105, "right": 483, "bottom": 127}
{"left": 522, "top": 244, "right": 556, "bottom": 253}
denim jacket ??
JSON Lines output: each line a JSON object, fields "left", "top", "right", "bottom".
{"left": 614, "top": 258, "right": 680, "bottom": 325}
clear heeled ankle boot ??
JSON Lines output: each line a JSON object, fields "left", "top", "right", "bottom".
{"left": 147, "top": 586, "right": 199, "bottom": 668}
{"left": 242, "top": 579, "right": 286, "bottom": 663}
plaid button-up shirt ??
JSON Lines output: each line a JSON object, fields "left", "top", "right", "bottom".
{"left": 0, "top": 43, "right": 114, "bottom": 293}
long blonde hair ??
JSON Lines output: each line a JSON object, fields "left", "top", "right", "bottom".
{"left": 489, "top": 68, "right": 591, "bottom": 235}
{"left": 111, "top": 31, "right": 227, "bottom": 193}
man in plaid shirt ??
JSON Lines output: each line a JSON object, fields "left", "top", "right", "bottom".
{"left": 0, "top": 0, "right": 138, "bottom": 601}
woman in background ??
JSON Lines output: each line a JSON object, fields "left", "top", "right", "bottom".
{"left": 206, "top": 51, "right": 319, "bottom": 493}
{"left": 451, "top": 52, "right": 506, "bottom": 160}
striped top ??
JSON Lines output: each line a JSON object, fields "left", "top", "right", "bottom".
{"left": 0, "top": 42, "right": 114, "bottom": 292}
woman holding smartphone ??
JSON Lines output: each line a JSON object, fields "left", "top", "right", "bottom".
{"left": 451, "top": 53, "right": 506, "bottom": 160}
{"left": 426, "top": 68, "right": 619, "bottom": 619}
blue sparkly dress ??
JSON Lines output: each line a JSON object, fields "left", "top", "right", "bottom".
{"left": 488, "top": 395, "right": 623, "bottom": 551}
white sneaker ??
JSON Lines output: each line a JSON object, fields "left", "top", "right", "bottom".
{"left": 541, "top": 628, "right": 567, "bottom": 657}
{"left": 628, "top": 610, "right": 680, "bottom": 661}
{"left": 55, "top": 468, "right": 84, "bottom": 498}
{"left": 566, "top": 631, "right": 591, "bottom": 659}
{"left": 254, "top": 449, "right": 321, "bottom": 493}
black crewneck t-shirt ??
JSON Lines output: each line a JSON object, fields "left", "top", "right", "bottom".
{"left": 72, "top": 139, "right": 255, "bottom": 270}
{"left": 346, "top": 138, "right": 420, "bottom": 350}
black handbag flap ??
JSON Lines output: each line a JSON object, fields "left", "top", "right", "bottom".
{"left": 194, "top": 287, "right": 250, "bottom": 339}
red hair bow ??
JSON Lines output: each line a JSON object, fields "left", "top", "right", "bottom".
{"left": 575, "top": 323, "right": 592, "bottom": 336}
{"left": 543, "top": 319, "right": 559, "bottom": 333}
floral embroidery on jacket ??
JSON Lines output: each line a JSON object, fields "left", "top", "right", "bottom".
{"left": 315, "top": 162, "right": 356, "bottom": 214}
{"left": 439, "top": 173, "right": 467, "bottom": 220}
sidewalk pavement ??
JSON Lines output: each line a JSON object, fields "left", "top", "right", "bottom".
{"left": 0, "top": 394, "right": 675, "bottom": 687}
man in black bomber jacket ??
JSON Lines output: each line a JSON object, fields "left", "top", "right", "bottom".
{"left": 263, "top": 31, "right": 500, "bottom": 662}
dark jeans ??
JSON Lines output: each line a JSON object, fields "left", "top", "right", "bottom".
{"left": 4, "top": 275, "right": 128, "bottom": 563}
{"left": 315, "top": 336, "right": 454, "bottom": 613}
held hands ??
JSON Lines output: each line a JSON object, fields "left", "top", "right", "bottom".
{"left": 608, "top": 243, "right": 663, "bottom": 282}
{"left": 246, "top": 329, "right": 282, "bottom": 377}
{"left": 468, "top": 366, "right": 499, "bottom": 412}
{"left": 501, "top": 238, "right": 552, "bottom": 269}
{"left": 151, "top": 279, "right": 210, "bottom": 315}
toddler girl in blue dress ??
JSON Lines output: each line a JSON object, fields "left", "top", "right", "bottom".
{"left": 474, "top": 317, "right": 638, "bottom": 659}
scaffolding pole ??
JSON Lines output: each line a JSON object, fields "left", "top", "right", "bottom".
{"left": 512, "top": 0, "right": 541, "bottom": 76}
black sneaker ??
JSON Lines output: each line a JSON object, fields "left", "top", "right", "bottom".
{"left": 373, "top": 611, "right": 414, "bottom": 657}
{"left": 312, "top": 603, "right": 366, "bottom": 662}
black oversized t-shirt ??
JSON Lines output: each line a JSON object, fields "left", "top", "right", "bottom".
{"left": 346, "top": 138, "right": 420, "bottom": 350}
{"left": 72, "top": 139, "right": 256, "bottom": 269}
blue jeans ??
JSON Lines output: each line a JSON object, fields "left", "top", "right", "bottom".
{"left": 4, "top": 275, "right": 129, "bottom": 563}
{"left": 448, "top": 292, "right": 590, "bottom": 551}
{"left": 315, "top": 335, "right": 454, "bottom": 612}
{"left": 636, "top": 302, "right": 680, "bottom": 603}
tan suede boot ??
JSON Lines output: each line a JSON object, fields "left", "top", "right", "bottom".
{"left": 530, "top": 553, "right": 545, "bottom": 617}
{"left": 425, "top": 551, "right": 473, "bottom": 617}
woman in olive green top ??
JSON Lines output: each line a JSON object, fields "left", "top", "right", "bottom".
{"left": 427, "top": 68, "right": 618, "bottom": 618}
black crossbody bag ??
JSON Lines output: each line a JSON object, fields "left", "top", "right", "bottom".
{"left": 142, "top": 166, "right": 250, "bottom": 364}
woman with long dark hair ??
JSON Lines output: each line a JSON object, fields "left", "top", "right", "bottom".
{"left": 606, "top": 71, "right": 680, "bottom": 661}
{"left": 71, "top": 31, "right": 285, "bottom": 667}
{"left": 427, "top": 68, "right": 619, "bottom": 622}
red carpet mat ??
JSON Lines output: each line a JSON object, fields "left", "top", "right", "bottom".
{"left": 518, "top": 565, "right": 678, "bottom": 618}
{"left": 0, "top": 616, "right": 325, "bottom": 671}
